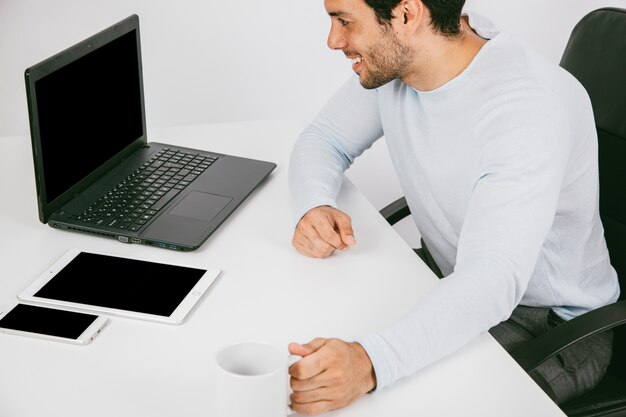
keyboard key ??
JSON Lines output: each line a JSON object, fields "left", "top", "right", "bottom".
{"left": 164, "top": 162, "right": 184, "bottom": 169}
{"left": 152, "top": 189, "right": 181, "bottom": 210}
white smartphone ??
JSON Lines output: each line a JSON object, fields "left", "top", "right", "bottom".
{"left": 0, "top": 303, "right": 108, "bottom": 345}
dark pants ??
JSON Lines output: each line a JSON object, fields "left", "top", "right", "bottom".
{"left": 415, "top": 240, "right": 613, "bottom": 404}
{"left": 490, "top": 305, "right": 613, "bottom": 405}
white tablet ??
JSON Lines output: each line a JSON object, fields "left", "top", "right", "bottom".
{"left": 19, "top": 249, "right": 220, "bottom": 325}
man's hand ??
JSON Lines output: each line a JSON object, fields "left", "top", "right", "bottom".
{"left": 292, "top": 206, "right": 356, "bottom": 258}
{"left": 288, "top": 338, "right": 376, "bottom": 416}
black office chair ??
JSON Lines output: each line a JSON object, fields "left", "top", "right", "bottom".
{"left": 379, "top": 8, "right": 626, "bottom": 416}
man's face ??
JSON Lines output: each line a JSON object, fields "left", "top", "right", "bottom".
{"left": 324, "top": 0, "right": 413, "bottom": 89}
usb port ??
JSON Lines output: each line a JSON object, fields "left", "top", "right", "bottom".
{"left": 130, "top": 238, "right": 142, "bottom": 244}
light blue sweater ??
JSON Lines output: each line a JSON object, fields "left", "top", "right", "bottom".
{"left": 288, "top": 14, "right": 619, "bottom": 390}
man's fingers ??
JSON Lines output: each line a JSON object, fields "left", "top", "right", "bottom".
{"left": 309, "top": 237, "right": 337, "bottom": 256}
{"left": 290, "top": 369, "right": 333, "bottom": 392}
{"left": 301, "top": 337, "right": 327, "bottom": 353}
{"left": 290, "top": 399, "right": 334, "bottom": 416}
{"left": 341, "top": 233, "right": 356, "bottom": 247}
{"left": 304, "top": 220, "right": 344, "bottom": 252}
{"left": 291, "top": 386, "right": 334, "bottom": 405}
{"left": 292, "top": 236, "right": 316, "bottom": 257}
{"left": 334, "top": 214, "right": 356, "bottom": 247}
{"left": 292, "top": 234, "right": 333, "bottom": 258}
{"left": 290, "top": 357, "right": 324, "bottom": 380}
{"left": 288, "top": 342, "right": 313, "bottom": 357}
{"left": 289, "top": 339, "right": 328, "bottom": 380}
{"left": 313, "top": 216, "right": 347, "bottom": 250}
{"left": 296, "top": 222, "right": 337, "bottom": 256}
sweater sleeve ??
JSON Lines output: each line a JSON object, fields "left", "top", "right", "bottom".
{"left": 357, "top": 89, "right": 571, "bottom": 390}
{"left": 288, "top": 76, "right": 384, "bottom": 225}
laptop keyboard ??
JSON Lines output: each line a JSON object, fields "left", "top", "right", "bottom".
{"left": 76, "top": 148, "right": 218, "bottom": 232}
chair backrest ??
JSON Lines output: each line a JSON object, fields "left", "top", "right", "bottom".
{"left": 559, "top": 7, "right": 626, "bottom": 375}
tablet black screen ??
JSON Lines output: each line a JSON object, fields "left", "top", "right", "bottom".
{"left": 34, "top": 252, "right": 206, "bottom": 316}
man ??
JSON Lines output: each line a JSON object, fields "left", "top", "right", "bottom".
{"left": 287, "top": 0, "right": 620, "bottom": 415}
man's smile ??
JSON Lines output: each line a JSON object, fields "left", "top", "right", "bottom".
{"left": 347, "top": 55, "right": 364, "bottom": 72}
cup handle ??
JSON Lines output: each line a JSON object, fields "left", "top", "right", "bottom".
{"left": 286, "top": 354, "right": 301, "bottom": 415}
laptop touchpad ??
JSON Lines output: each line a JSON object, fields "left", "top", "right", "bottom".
{"left": 169, "top": 191, "right": 232, "bottom": 222}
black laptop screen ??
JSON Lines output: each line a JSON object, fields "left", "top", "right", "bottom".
{"left": 35, "top": 29, "right": 143, "bottom": 204}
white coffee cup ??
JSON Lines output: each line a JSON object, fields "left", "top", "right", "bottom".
{"left": 216, "top": 342, "right": 299, "bottom": 417}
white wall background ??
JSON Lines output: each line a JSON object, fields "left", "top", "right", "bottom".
{"left": 2, "top": 0, "right": 625, "bottom": 245}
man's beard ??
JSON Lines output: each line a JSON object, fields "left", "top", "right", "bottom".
{"left": 359, "top": 26, "right": 414, "bottom": 90}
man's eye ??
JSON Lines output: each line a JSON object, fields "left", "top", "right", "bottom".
{"left": 338, "top": 18, "right": 349, "bottom": 27}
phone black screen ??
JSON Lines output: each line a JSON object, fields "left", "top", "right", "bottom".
{"left": 34, "top": 252, "right": 207, "bottom": 317}
{"left": 0, "top": 304, "right": 97, "bottom": 339}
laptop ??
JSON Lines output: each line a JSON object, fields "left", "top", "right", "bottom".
{"left": 24, "top": 14, "right": 276, "bottom": 251}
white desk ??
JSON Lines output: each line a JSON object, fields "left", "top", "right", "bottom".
{"left": 0, "top": 120, "right": 565, "bottom": 416}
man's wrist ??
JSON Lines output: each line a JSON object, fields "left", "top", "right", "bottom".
{"left": 351, "top": 342, "right": 377, "bottom": 393}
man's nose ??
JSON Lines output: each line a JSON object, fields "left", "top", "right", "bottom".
{"left": 327, "top": 25, "right": 346, "bottom": 50}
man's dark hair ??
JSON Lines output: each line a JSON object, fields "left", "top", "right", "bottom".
{"left": 363, "top": 0, "right": 466, "bottom": 37}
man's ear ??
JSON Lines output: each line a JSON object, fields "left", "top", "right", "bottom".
{"left": 392, "top": 0, "right": 425, "bottom": 35}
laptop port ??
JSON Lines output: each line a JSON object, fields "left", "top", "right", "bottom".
{"left": 130, "top": 238, "right": 142, "bottom": 244}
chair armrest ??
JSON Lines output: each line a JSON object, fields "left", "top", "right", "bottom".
{"left": 380, "top": 197, "right": 411, "bottom": 226}
{"left": 510, "top": 301, "right": 626, "bottom": 373}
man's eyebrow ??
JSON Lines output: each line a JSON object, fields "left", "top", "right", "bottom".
{"left": 328, "top": 11, "right": 354, "bottom": 18}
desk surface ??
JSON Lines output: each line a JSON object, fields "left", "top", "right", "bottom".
{"left": 0, "top": 120, "right": 565, "bottom": 417}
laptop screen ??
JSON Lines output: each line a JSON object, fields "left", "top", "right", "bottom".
{"left": 34, "top": 29, "right": 143, "bottom": 204}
